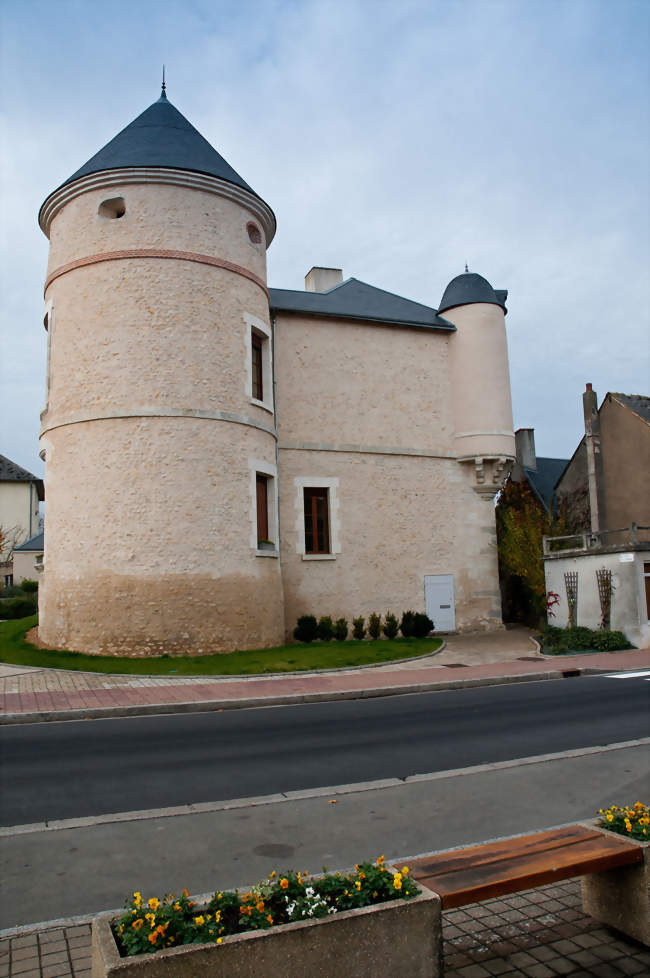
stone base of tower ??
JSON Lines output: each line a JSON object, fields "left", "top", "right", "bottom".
{"left": 37, "top": 569, "right": 285, "bottom": 656}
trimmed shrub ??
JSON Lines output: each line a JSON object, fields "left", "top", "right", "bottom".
{"left": 383, "top": 612, "right": 399, "bottom": 640}
{"left": 333, "top": 617, "right": 348, "bottom": 641}
{"left": 0, "top": 585, "right": 24, "bottom": 598}
{"left": 0, "top": 596, "right": 37, "bottom": 619}
{"left": 399, "top": 610, "right": 416, "bottom": 638}
{"left": 293, "top": 615, "right": 318, "bottom": 643}
{"left": 20, "top": 579, "right": 39, "bottom": 593}
{"left": 352, "top": 616, "right": 366, "bottom": 640}
{"left": 412, "top": 612, "right": 434, "bottom": 638}
{"left": 367, "top": 612, "right": 382, "bottom": 640}
{"left": 591, "top": 630, "right": 631, "bottom": 651}
{"left": 317, "top": 616, "right": 334, "bottom": 642}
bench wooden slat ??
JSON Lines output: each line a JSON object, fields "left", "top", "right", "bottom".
{"left": 409, "top": 827, "right": 643, "bottom": 909}
{"left": 409, "top": 826, "right": 603, "bottom": 880}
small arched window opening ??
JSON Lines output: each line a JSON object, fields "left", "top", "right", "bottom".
{"left": 98, "top": 197, "right": 126, "bottom": 220}
{"left": 247, "top": 222, "right": 262, "bottom": 245}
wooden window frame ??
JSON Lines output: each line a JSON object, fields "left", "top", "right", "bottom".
{"left": 303, "top": 487, "right": 330, "bottom": 555}
{"left": 256, "top": 473, "right": 270, "bottom": 544}
{"left": 251, "top": 331, "right": 264, "bottom": 402}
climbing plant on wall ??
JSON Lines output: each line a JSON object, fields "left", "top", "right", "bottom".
{"left": 496, "top": 479, "right": 574, "bottom": 626}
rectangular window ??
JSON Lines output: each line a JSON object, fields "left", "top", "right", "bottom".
{"left": 251, "top": 332, "right": 263, "bottom": 402}
{"left": 256, "top": 473, "right": 269, "bottom": 544}
{"left": 304, "top": 488, "right": 330, "bottom": 554}
{"left": 644, "top": 562, "right": 650, "bottom": 620}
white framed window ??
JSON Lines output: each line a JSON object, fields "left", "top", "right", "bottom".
{"left": 293, "top": 476, "right": 341, "bottom": 560}
{"left": 249, "top": 458, "right": 279, "bottom": 556}
{"left": 244, "top": 313, "right": 273, "bottom": 415}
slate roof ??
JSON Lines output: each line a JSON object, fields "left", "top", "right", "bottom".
{"left": 0, "top": 455, "right": 44, "bottom": 499}
{"left": 42, "top": 91, "right": 270, "bottom": 218}
{"left": 524, "top": 457, "right": 570, "bottom": 510}
{"left": 269, "top": 278, "right": 456, "bottom": 330}
{"left": 438, "top": 272, "right": 507, "bottom": 314}
{"left": 611, "top": 393, "right": 650, "bottom": 423}
{"left": 13, "top": 531, "right": 44, "bottom": 552}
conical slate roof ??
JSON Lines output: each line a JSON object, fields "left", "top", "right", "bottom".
{"left": 438, "top": 272, "right": 507, "bottom": 314}
{"left": 60, "top": 91, "right": 258, "bottom": 197}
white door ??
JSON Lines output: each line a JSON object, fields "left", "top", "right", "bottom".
{"left": 424, "top": 575, "right": 455, "bottom": 632}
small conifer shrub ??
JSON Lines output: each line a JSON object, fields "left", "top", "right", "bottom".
{"left": 317, "top": 616, "right": 334, "bottom": 642}
{"left": 383, "top": 613, "right": 399, "bottom": 640}
{"left": 412, "top": 613, "right": 434, "bottom": 638}
{"left": 333, "top": 618, "right": 348, "bottom": 641}
{"left": 352, "top": 616, "right": 366, "bottom": 640}
{"left": 367, "top": 612, "right": 382, "bottom": 640}
{"left": 399, "top": 610, "right": 416, "bottom": 638}
{"left": 293, "top": 615, "right": 318, "bottom": 643}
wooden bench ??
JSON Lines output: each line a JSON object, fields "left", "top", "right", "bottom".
{"left": 407, "top": 824, "right": 649, "bottom": 952}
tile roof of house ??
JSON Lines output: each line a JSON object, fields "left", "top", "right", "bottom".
{"left": 13, "top": 531, "right": 44, "bottom": 552}
{"left": 269, "top": 277, "right": 456, "bottom": 330}
{"left": 524, "top": 457, "right": 570, "bottom": 510}
{"left": 610, "top": 393, "right": 650, "bottom": 423}
{"left": 40, "top": 90, "right": 273, "bottom": 227}
{"left": 438, "top": 271, "right": 508, "bottom": 314}
{"left": 0, "top": 454, "right": 43, "bottom": 486}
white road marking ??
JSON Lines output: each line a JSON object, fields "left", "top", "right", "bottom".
{"left": 602, "top": 670, "right": 650, "bottom": 679}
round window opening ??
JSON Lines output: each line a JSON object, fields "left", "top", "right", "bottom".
{"left": 247, "top": 222, "right": 262, "bottom": 245}
{"left": 98, "top": 197, "right": 126, "bottom": 220}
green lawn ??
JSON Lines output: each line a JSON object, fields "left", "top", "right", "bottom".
{"left": 0, "top": 616, "right": 442, "bottom": 676}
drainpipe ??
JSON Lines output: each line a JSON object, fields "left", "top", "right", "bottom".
{"left": 28, "top": 482, "right": 34, "bottom": 539}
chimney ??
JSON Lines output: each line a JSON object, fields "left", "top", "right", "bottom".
{"left": 515, "top": 428, "right": 536, "bottom": 471}
{"left": 582, "top": 383, "right": 606, "bottom": 535}
{"left": 305, "top": 267, "right": 343, "bottom": 292}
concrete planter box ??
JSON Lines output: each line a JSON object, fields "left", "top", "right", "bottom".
{"left": 580, "top": 819, "right": 649, "bottom": 946}
{"left": 92, "top": 884, "right": 442, "bottom": 978}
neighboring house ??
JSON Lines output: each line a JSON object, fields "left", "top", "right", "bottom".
{"left": 0, "top": 454, "right": 44, "bottom": 586}
{"left": 12, "top": 531, "right": 44, "bottom": 585}
{"left": 36, "top": 87, "right": 517, "bottom": 656}
{"left": 543, "top": 386, "right": 650, "bottom": 648}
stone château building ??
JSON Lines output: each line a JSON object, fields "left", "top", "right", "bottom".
{"left": 37, "top": 87, "right": 516, "bottom": 655}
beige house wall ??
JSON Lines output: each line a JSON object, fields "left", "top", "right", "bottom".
{"left": 600, "top": 398, "right": 650, "bottom": 531}
{"left": 12, "top": 549, "right": 43, "bottom": 585}
{"left": 275, "top": 312, "right": 504, "bottom": 635}
{"left": 0, "top": 482, "right": 40, "bottom": 559}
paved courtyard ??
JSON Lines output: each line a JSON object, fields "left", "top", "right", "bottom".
{"left": 1, "top": 879, "right": 648, "bottom": 977}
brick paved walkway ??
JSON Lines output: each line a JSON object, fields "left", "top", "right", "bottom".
{"left": 2, "top": 880, "right": 648, "bottom": 977}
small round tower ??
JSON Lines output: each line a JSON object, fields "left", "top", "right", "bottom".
{"left": 439, "top": 270, "right": 516, "bottom": 484}
{"left": 38, "top": 87, "right": 284, "bottom": 654}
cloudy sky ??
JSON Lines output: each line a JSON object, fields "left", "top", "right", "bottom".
{"left": 1, "top": 0, "right": 648, "bottom": 481}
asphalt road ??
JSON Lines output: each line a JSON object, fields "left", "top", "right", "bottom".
{"left": 1, "top": 675, "right": 648, "bottom": 827}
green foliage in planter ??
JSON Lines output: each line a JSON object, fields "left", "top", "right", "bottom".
{"left": 598, "top": 802, "right": 649, "bottom": 841}
{"left": 19, "top": 579, "right": 39, "bottom": 593}
{"left": 317, "top": 616, "right": 334, "bottom": 642}
{"left": 352, "top": 616, "right": 366, "bottom": 640}
{"left": 114, "top": 858, "right": 420, "bottom": 957}
{"left": 541, "top": 624, "right": 631, "bottom": 653}
{"left": 333, "top": 617, "right": 348, "bottom": 641}
{"left": 367, "top": 613, "right": 382, "bottom": 640}
{"left": 382, "top": 613, "right": 399, "bottom": 640}
{"left": 399, "top": 610, "right": 416, "bottom": 638}
{"left": 0, "top": 596, "right": 37, "bottom": 619}
{"left": 412, "top": 613, "right": 434, "bottom": 638}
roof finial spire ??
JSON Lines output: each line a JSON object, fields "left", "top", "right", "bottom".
{"left": 161, "top": 65, "right": 167, "bottom": 99}
{"left": 465, "top": 263, "right": 469, "bottom": 273}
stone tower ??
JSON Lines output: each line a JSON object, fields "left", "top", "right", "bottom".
{"left": 38, "top": 88, "right": 284, "bottom": 654}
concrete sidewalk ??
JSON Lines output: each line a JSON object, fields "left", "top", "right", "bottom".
{"left": 0, "top": 627, "right": 648, "bottom": 723}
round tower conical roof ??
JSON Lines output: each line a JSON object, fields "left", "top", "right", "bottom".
{"left": 438, "top": 272, "right": 507, "bottom": 314}
{"left": 39, "top": 92, "right": 274, "bottom": 232}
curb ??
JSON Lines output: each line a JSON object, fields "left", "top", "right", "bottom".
{"left": 0, "top": 662, "right": 636, "bottom": 724}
